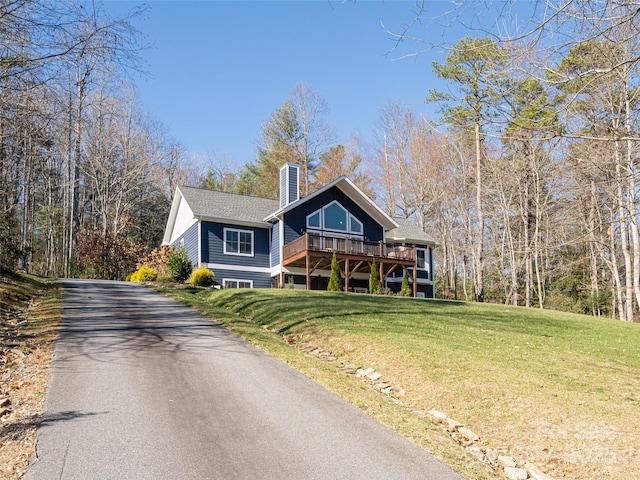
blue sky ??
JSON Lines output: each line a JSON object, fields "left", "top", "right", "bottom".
{"left": 102, "top": 1, "right": 519, "bottom": 167}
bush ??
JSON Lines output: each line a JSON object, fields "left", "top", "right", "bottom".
{"left": 399, "top": 273, "right": 411, "bottom": 297}
{"left": 327, "top": 253, "right": 343, "bottom": 292}
{"left": 76, "top": 228, "right": 145, "bottom": 280}
{"left": 137, "top": 245, "right": 171, "bottom": 278}
{"left": 130, "top": 265, "right": 157, "bottom": 283}
{"left": 369, "top": 259, "right": 381, "bottom": 294}
{"left": 190, "top": 265, "right": 215, "bottom": 287}
{"left": 167, "top": 246, "right": 193, "bottom": 282}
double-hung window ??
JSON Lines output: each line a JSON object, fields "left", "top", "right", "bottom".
{"left": 224, "top": 228, "right": 254, "bottom": 256}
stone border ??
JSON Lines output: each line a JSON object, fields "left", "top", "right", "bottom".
{"left": 283, "top": 335, "right": 554, "bottom": 480}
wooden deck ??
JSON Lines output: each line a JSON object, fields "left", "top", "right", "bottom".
{"left": 283, "top": 233, "right": 415, "bottom": 263}
{"left": 281, "top": 233, "right": 418, "bottom": 296}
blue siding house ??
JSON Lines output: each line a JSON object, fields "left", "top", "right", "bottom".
{"left": 163, "top": 164, "right": 436, "bottom": 297}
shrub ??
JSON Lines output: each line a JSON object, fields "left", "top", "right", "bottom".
{"left": 327, "top": 253, "right": 343, "bottom": 292}
{"left": 369, "top": 259, "right": 381, "bottom": 294}
{"left": 76, "top": 228, "right": 146, "bottom": 280}
{"left": 137, "top": 245, "right": 171, "bottom": 277}
{"left": 167, "top": 246, "right": 193, "bottom": 282}
{"left": 130, "top": 265, "right": 157, "bottom": 283}
{"left": 399, "top": 273, "right": 411, "bottom": 297}
{"left": 190, "top": 265, "right": 215, "bottom": 287}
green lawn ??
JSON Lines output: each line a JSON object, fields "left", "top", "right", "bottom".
{"left": 156, "top": 287, "right": 640, "bottom": 480}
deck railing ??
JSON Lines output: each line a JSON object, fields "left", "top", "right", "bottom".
{"left": 282, "top": 233, "right": 415, "bottom": 262}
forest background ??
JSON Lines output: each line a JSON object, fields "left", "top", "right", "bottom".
{"left": 3, "top": 0, "right": 640, "bottom": 322}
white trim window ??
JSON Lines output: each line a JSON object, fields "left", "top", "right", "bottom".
{"left": 224, "top": 228, "right": 254, "bottom": 256}
{"left": 416, "top": 247, "right": 430, "bottom": 275}
{"left": 307, "top": 210, "right": 321, "bottom": 229}
{"left": 306, "top": 201, "right": 364, "bottom": 238}
{"left": 223, "top": 278, "right": 253, "bottom": 289}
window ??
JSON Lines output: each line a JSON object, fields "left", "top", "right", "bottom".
{"left": 350, "top": 216, "right": 363, "bottom": 234}
{"left": 416, "top": 248, "right": 428, "bottom": 270}
{"left": 305, "top": 201, "right": 364, "bottom": 238}
{"left": 224, "top": 228, "right": 254, "bottom": 256}
{"left": 324, "top": 202, "right": 347, "bottom": 231}
{"left": 224, "top": 279, "right": 253, "bottom": 289}
{"left": 307, "top": 211, "right": 320, "bottom": 229}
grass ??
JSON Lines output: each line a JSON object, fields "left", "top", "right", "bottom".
{"left": 155, "top": 286, "right": 640, "bottom": 480}
{"left": 0, "top": 271, "right": 61, "bottom": 348}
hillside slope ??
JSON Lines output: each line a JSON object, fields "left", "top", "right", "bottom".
{"left": 161, "top": 287, "right": 640, "bottom": 480}
{"left": 0, "top": 273, "right": 61, "bottom": 479}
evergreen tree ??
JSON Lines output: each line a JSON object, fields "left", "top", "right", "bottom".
{"left": 167, "top": 245, "right": 192, "bottom": 282}
{"left": 369, "top": 259, "right": 381, "bottom": 294}
{"left": 400, "top": 273, "right": 411, "bottom": 297}
{"left": 427, "top": 36, "right": 508, "bottom": 302}
{"left": 327, "top": 253, "right": 343, "bottom": 291}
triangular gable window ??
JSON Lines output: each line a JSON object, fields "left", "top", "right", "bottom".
{"left": 306, "top": 201, "right": 363, "bottom": 238}
{"left": 324, "top": 202, "right": 347, "bottom": 231}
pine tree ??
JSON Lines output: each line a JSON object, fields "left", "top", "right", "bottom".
{"left": 400, "top": 272, "right": 411, "bottom": 297}
{"left": 327, "top": 253, "right": 343, "bottom": 291}
{"left": 369, "top": 259, "right": 381, "bottom": 294}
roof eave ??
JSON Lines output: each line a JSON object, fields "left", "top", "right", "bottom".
{"left": 263, "top": 177, "right": 399, "bottom": 230}
{"left": 387, "top": 236, "right": 436, "bottom": 246}
{"left": 199, "top": 215, "right": 273, "bottom": 229}
{"left": 162, "top": 186, "right": 187, "bottom": 245}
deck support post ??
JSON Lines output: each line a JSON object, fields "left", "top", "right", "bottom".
{"left": 413, "top": 260, "right": 417, "bottom": 297}
{"left": 306, "top": 253, "right": 311, "bottom": 291}
{"left": 344, "top": 258, "right": 349, "bottom": 292}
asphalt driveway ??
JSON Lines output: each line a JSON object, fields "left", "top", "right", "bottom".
{"left": 26, "top": 279, "right": 464, "bottom": 480}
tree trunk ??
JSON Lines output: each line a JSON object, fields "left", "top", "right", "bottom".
{"left": 474, "top": 121, "right": 485, "bottom": 302}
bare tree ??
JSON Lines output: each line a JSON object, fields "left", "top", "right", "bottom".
{"left": 288, "top": 83, "right": 335, "bottom": 196}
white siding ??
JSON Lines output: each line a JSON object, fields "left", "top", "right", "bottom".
{"left": 170, "top": 196, "right": 197, "bottom": 244}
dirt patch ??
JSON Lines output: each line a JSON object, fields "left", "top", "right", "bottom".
{"left": 0, "top": 274, "right": 60, "bottom": 479}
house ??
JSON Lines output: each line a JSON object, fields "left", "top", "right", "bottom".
{"left": 162, "top": 163, "right": 436, "bottom": 297}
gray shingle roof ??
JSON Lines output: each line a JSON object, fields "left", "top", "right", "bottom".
{"left": 177, "top": 186, "right": 435, "bottom": 245}
{"left": 179, "top": 186, "right": 279, "bottom": 225}
{"left": 387, "top": 217, "right": 435, "bottom": 245}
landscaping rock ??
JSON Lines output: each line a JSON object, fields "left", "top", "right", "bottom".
{"left": 366, "top": 371, "right": 382, "bottom": 381}
{"left": 484, "top": 448, "right": 499, "bottom": 463}
{"left": 445, "top": 417, "right": 463, "bottom": 432}
{"left": 498, "top": 455, "right": 517, "bottom": 468}
{"left": 341, "top": 364, "right": 359, "bottom": 374}
{"left": 466, "top": 445, "right": 486, "bottom": 462}
{"left": 387, "top": 386, "right": 405, "bottom": 397}
{"left": 458, "top": 426, "right": 480, "bottom": 442}
{"left": 526, "top": 463, "right": 555, "bottom": 480}
{"left": 504, "top": 466, "right": 528, "bottom": 480}
{"left": 428, "top": 409, "right": 447, "bottom": 423}
{"left": 356, "top": 367, "right": 375, "bottom": 377}
{"left": 375, "top": 383, "right": 391, "bottom": 392}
